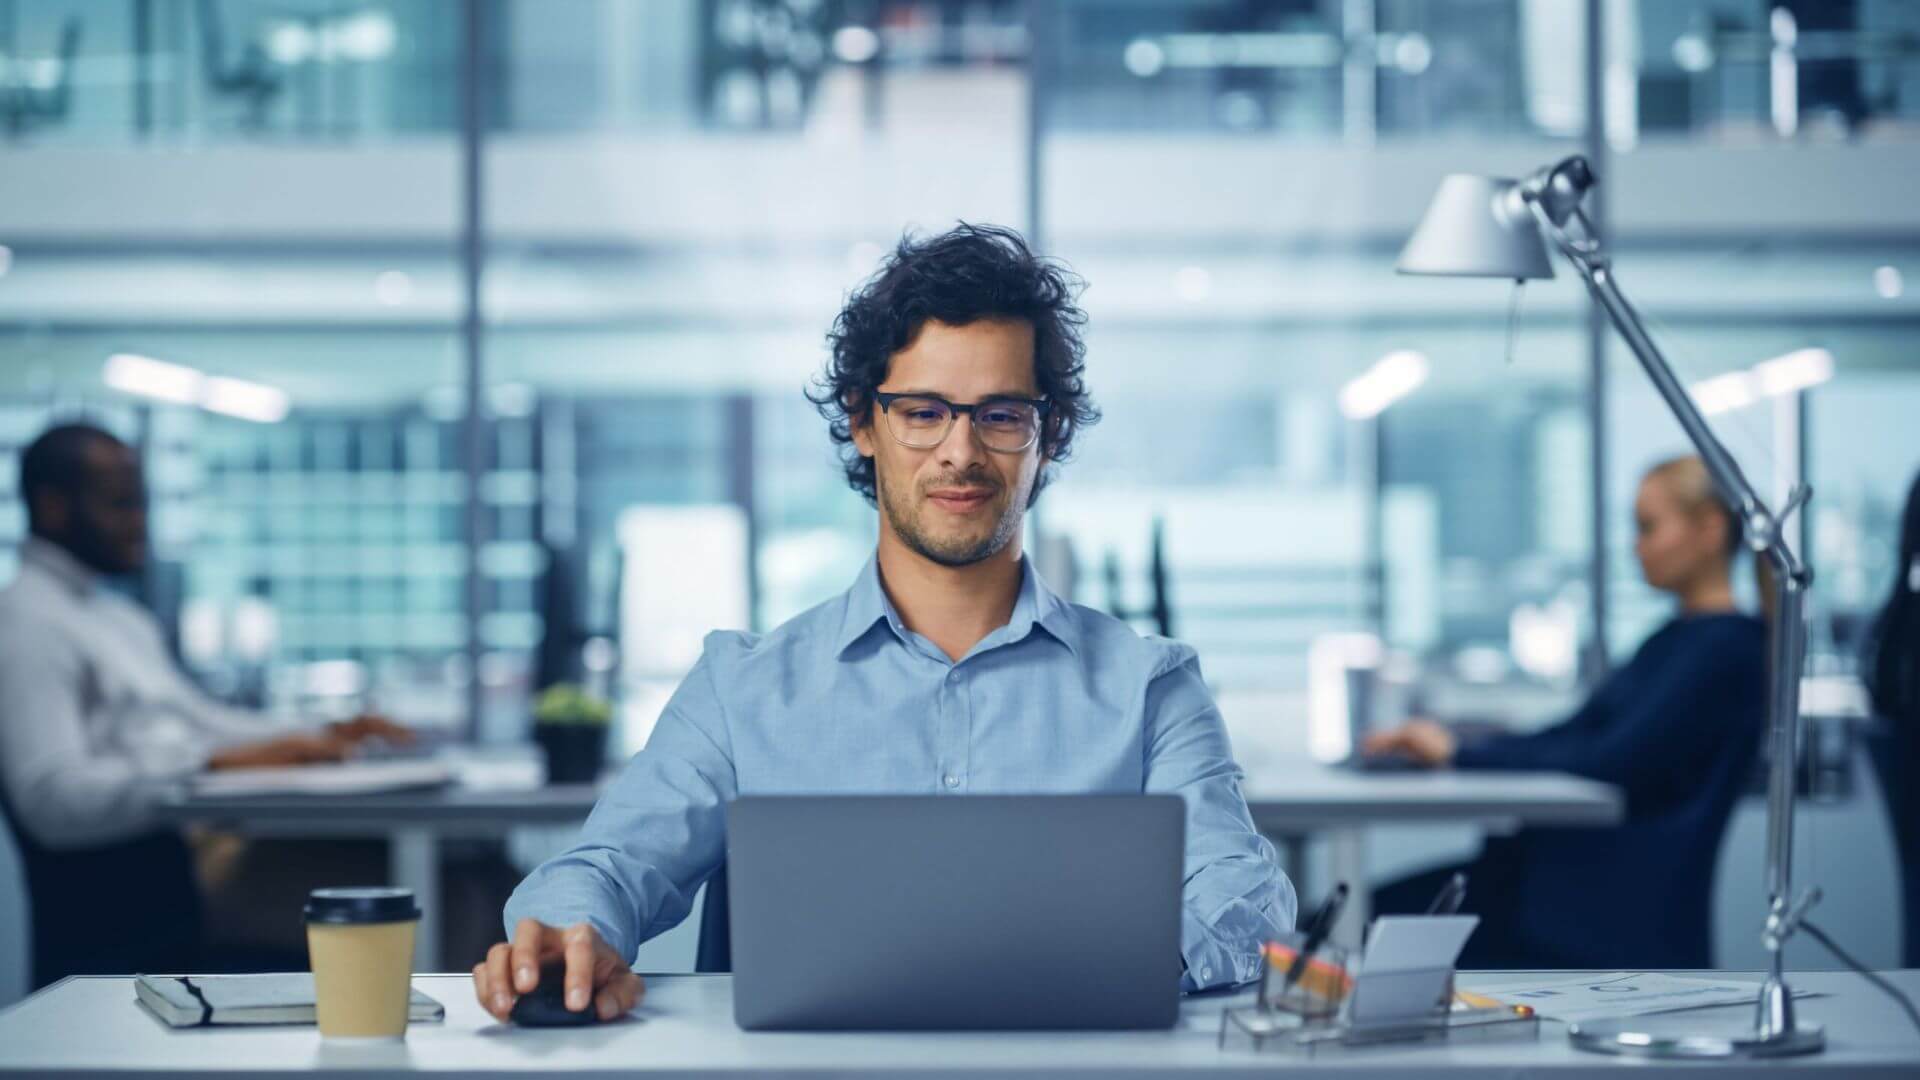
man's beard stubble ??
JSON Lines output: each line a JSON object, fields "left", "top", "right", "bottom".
{"left": 878, "top": 468, "right": 1025, "bottom": 568}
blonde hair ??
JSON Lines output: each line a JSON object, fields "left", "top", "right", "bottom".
{"left": 1643, "top": 454, "right": 1774, "bottom": 622}
{"left": 1643, "top": 455, "right": 1740, "bottom": 555}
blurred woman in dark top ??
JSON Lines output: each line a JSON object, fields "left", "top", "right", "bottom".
{"left": 1366, "top": 455, "right": 1767, "bottom": 969}
{"left": 1863, "top": 468, "right": 1920, "bottom": 968}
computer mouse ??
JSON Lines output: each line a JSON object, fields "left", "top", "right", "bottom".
{"left": 508, "top": 965, "right": 599, "bottom": 1027}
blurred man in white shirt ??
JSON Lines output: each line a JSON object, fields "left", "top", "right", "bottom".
{"left": 0, "top": 422, "right": 407, "bottom": 985}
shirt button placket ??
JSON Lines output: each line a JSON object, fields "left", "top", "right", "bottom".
{"left": 940, "top": 666, "right": 964, "bottom": 792}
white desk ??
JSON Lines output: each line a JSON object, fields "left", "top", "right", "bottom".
{"left": 1240, "top": 752, "right": 1624, "bottom": 943}
{"left": 1, "top": 972, "right": 1914, "bottom": 1077}
{"left": 157, "top": 781, "right": 601, "bottom": 970}
{"left": 157, "top": 750, "right": 1622, "bottom": 962}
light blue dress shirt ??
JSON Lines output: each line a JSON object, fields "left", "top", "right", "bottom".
{"left": 505, "top": 557, "right": 1296, "bottom": 990}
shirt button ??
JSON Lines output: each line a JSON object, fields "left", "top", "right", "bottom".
{"left": 943, "top": 774, "right": 960, "bottom": 789}
{"left": 1201, "top": 966, "right": 1213, "bottom": 982}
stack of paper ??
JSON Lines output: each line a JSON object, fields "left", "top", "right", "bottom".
{"left": 1472, "top": 972, "right": 1813, "bottom": 1024}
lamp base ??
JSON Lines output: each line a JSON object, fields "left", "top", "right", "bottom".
{"left": 1568, "top": 1014, "right": 1825, "bottom": 1059}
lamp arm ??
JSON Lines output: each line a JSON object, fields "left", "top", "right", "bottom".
{"left": 1550, "top": 221, "right": 1796, "bottom": 562}
{"left": 1523, "top": 170, "right": 1816, "bottom": 1043}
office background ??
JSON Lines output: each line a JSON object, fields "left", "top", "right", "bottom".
{"left": 0, "top": 0, "right": 1916, "bottom": 1002}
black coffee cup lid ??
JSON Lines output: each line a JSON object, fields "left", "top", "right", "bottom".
{"left": 304, "top": 887, "right": 421, "bottom": 925}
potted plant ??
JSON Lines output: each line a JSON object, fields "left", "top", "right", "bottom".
{"left": 531, "top": 683, "right": 612, "bottom": 785}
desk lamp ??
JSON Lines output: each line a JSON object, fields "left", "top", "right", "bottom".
{"left": 1398, "top": 156, "right": 1824, "bottom": 1059}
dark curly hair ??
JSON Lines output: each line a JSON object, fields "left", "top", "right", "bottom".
{"left": 808, "top": 222, "right": 1099, "bottom": 506}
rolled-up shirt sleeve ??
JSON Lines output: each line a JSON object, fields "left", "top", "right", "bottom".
{"left": 503, "top": 639, "right": 739, "bottom": 962}
{"left": 1142, "top": 645, "right": 1297, "bottom": 991}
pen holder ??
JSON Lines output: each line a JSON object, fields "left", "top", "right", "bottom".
{"left": 1256, "top": 932, "right": 1355, "bottom": 1021}
{"left": 1222, "top": 960, "right": 1540, "bottom": 1057}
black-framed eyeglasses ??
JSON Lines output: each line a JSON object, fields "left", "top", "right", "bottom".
{"left": 873, "top": 392, "right": 1051, "bottom": 453}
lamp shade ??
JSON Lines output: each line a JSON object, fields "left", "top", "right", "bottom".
{"left": 1396, "top": 174, "right": 1554, "bottom": 280}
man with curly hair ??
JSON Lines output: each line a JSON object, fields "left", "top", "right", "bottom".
{"left": 478, "top": 224, "right": 1295, "bottom": 1023}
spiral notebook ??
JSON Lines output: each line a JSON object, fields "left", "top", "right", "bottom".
{"left": 134, "top": 974, "right": 444, "bottom": 1027}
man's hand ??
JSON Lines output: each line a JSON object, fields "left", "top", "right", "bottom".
{"left": 328, "top": 713, "right": 417, "bottom": 748}
{"left": 1362, "top": 719, "right": 1457, "bottom": 768}
{"left": 473, "top": 918, "right": 644, "bottom": 1023}
{"left": 205, "top": 714, "right": 417, "bottom": 771}
{"left": 206, "top": 731, "right": 352, "bottom": 770}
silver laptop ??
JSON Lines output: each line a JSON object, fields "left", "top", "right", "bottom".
{"left": 726, "top": 794, "right": 1185, "bottom": 1031}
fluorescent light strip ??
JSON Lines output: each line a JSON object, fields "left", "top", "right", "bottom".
{"left": 104, "top": 353, "right": 203, "bottom": 406}
{"left": 203, "top": 375, "right": 290, "bottom": 423}
{"left": 1753, "top": 347, "right": 1834, "bottom": 397}
{"left": 1689, "top": 371, "right": 1758, "bottom": 417}
{"left": 1689, "top": 347, "right": 1834, "bottom": 416}
{"left": 102, "top": 354, "right": 289, "bottom": 422}
{"left": 1339, "top": 350, "right": 1429, "bottom": 419}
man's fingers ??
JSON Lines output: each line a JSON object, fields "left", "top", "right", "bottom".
{"left": 562, "top": 925, "right": 597, "bottom": 1012}
{"left": 348, "top": 713, "right": 416, "bottom": 744}
{"left": 471, "top": 961, "right": 489, "bottom": 1011}
{"left": 592, "top": 977, "right": 635, "bottom": 1021}
{"left": 594, "top": 970, "right": 644, "bottom": 1020}
{"left": 300, "top": 734, "right": 351, "bottom": 762}
{"left": 510, "top": 919, "right": 549, "bottom": 993}
{"left": 472, "top": 961, "right": 508, "bottom": 1022}
{"left": 481, "top": 943, "right": 516, "bottom": 1019}
{"left": 592, "top": 938, "right": 641, "bottom": 1019}
{"left": 619, "top": 970, "right": 645, "bottom": 1009}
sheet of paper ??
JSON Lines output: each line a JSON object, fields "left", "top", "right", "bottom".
{"left": 1487, "top": 972, "right": 1811, "bottom": 1024}
{"left": 1359, "top": 915, "right": 1479, "bottom": 975}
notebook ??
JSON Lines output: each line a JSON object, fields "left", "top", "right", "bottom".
{"left": 134, "top": 974, "right": 445, "bottom": 1027}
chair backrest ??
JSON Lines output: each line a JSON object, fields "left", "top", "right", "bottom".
{"left": 0, "top": 798, "right": 33, "bottom": 1006}
{"left": 695, "top": 863, "right": 729, "bottom": 973}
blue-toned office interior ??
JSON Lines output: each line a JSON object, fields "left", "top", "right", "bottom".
{"left": 1, "top": 1, "right": 1919, "bottom": 1074}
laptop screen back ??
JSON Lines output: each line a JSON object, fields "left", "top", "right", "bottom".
{"left": 726, "top": 794, "right": 1185, "bottom": 1031}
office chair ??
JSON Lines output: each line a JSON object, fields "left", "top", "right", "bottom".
{"left": 0, "top": 800, "right": 29, "bottom": 1006}
{"left": 0, "top": 789, "right": 200, "bottom": 989}
{"left": 695, "top": 863, "right": 730, "bottom": 973}
{"left": 195, "top": 0, "right": 282, "bottom": 130}
{"left": 0, "top": 16, "right": 80, "bottom": 136}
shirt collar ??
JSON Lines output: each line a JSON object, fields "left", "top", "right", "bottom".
{"left": 19, "top": 536, "right": 101, "bottom": 599}
{"left": 834, "top": 555, "right": 1080, "bottom": 660}
{"left": 834, "top": 557, "right": 900, "bottom": 655}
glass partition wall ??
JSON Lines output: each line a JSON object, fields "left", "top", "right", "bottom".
{"left": 3, "top": 0, "right": 1915, "bottom": 775}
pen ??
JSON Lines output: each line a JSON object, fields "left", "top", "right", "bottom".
{"left": 1452, "top": 988, "right": 1500, "bottom": 1010}
{"left": 1282, "top": 881, "right": 1348, "bottom": 991}
{"left": 1261, "top": 942, "right": 1354, "bottom": 1010}
{"left": 1425, "top": 872, "right": 1468, "bottom": 916}
{"left": 1451, "top": 987, "right": 1534, "bottom": 1017}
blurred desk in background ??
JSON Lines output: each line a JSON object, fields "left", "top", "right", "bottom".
{"left": 157, "top": 750, "right": 599, "bottom": 970}
{"left": 1235, "top": 740, "right": 1623, "bottom": 944}
{"left": 157, "top": 745, "right": 1622, "bottom": 965}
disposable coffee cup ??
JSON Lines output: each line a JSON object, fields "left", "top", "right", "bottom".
{"left": 305, "top": 887, "right": 421, "bottom": 1040}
